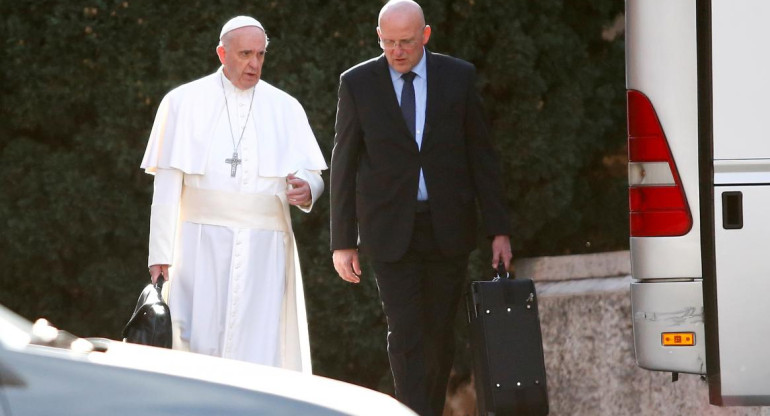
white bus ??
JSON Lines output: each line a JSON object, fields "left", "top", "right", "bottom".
{"left": 627, "top": 0, "right": 770, "bottom": 406}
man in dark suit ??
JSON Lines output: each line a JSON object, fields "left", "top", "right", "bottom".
{"left": 330, "top": 1, "right": 512, "bottom": 414}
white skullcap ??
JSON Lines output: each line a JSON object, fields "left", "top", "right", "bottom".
{"left": 219, "top": 16, "right": 265, "bottom": 40}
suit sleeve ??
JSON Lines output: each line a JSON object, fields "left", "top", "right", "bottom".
{"left": 464, "top": 67, "right": 512, "bottom": 237}
{"left": 330, "top": 76, "right": 363, "bottom": 250}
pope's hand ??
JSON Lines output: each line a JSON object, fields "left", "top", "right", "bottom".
{"left": 149, "top": 264, "right": 169, "bottom": 284}
{"left": 333, "top": 249, "right": 362, "bottom": 283}
{"left": 286, "top": 173, "right": 311, "bottom": 207}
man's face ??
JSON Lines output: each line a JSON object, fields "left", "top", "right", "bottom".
{"left": 377, "top": 13, "right": 431, "bottom": 74}
{"left": 217, "top": 26, "right": 267, "bottom": 90}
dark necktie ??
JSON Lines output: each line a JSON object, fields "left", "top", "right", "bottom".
{"left": 400, "top": 71, "right": 416, "bottom": 137}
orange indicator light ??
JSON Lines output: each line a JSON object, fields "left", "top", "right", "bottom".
{"left": 661, "top": 332, "right": 695, "bottom": 346}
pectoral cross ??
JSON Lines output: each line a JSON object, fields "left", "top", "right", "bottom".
{"left": 225, "top": 152, "right": 242, "bottom": 177}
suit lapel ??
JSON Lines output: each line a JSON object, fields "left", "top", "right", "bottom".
{"left": 373, "top": 56, "right": 420, "bottom": 146}
{"left": 423, "top": 50, "right": 441, "bottom": 153}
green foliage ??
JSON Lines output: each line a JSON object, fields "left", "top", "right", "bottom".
{"left": 0, "top": 0, "right": 626, "bottom": 393}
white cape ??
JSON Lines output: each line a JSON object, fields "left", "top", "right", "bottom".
{"left": 141, "top": 70, "right": 327, "bottom": 176}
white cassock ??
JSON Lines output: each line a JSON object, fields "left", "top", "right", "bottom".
{"left": 140, "top": 67, "right": 327, "bottom": 373}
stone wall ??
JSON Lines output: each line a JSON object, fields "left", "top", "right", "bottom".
{"left": 444, "top": 251, "right": 770, "bottom": 416}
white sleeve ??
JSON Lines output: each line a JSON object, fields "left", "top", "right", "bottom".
{"left": 293, "top": 168, "right": 324, "bottom": 213}
{"left": 148, "top": 168, "right": 183, "bottom": 266}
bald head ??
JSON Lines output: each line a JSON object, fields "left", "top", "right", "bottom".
{"left": 376, "top": 0, "right": 430, "bottom": 73}
{"left": 378, "top": 0, "right": 425, "bottom": 27}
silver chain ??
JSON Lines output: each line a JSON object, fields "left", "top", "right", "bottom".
{"left": 220, "top": 72, "right": 256, "bottom": 155}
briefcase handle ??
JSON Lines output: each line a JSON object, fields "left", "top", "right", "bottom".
{"left": 493, "top": 261, "right": 510, "bottom": 281}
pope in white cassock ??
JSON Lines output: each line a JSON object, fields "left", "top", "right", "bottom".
{"left": 140, "top": 16, "right": 327, "bottom": 373}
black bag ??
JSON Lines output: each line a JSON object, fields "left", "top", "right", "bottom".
{"left": 467, "top": 263, "right": 549, "bottom": 416}
{"left": 122, "top": 278, "right": 172, "bottom": 348}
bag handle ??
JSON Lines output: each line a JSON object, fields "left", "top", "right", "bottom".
{"left": 493, "top": 260, "right": 510, "bottom": 281}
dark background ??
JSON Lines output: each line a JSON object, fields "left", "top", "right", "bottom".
{"left": 0, "top": 0, "right": 627, "bottom": 392}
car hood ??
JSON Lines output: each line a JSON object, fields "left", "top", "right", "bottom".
{"left": 0, "top": 305, "right": 415, "bottom": 416}
{"left": 93, "top": 340, "right": 413, "bottom": 415}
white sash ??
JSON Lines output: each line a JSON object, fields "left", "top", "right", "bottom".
{"left": 181, "top": 186, "right": 288, "bottom": 232}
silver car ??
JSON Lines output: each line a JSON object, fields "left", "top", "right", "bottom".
{"left": 0, "top": 304, "right": 415, "bottom": 416}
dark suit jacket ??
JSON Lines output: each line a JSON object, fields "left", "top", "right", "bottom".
{"left": 330, "top": 50, "right": 511, "bottom": 262}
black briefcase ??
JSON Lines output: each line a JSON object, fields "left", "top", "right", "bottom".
{"left": 122, "top": 278, "right": 172, "bottom": 348}
{"left": 467, "top": 264, "right": 549, "bottom": 416}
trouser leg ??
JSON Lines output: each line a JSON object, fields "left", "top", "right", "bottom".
{"left": 372, "top": 212, "right": 468, "bottom": 416}
{"left": 422, "top": 254, "right": 467, "bottom": 414}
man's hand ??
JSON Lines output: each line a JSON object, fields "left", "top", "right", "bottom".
{"left": 286, "top": 173, "right": 312, "bottom": 207}
{"left": 149, "top": 264, "right": 169, "bottom": 284}
{"left": 333, "top": 249, "right": 362, "bottom": 283}
{"left": 491, "top": 235, "right": 513, "bottom": 272}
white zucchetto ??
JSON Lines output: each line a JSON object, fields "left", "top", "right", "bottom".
{"left": 219, "top": 16, "right": 265, "bottom": 40}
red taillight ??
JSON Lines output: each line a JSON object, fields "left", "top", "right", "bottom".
{"left": 627, "top": 90, "right": 692, "bottom": 237}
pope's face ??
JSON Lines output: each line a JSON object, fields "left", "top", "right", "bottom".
{"left": 377, "top": 11, "right": 430, "bottom": 74}
{"left": 217, "top": 26, "right": 267, "bottom": 90}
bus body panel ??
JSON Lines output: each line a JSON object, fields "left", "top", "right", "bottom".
{"left": 626, "top": 0, "right": 701, "bottom": 280}
{"left": 626, "top": 0, "right": 705, "bottom": 378}
{"left": 629, "top": 0, "right": 770, "bottom": 406}
{"left": 629, "top": 237, "right": 701, "bottom": 280}
{"left": 712, "top": 1, "right": 770, "bottom": 160}
{"left": 631, "top": 281, "right": 706, "bottom": 374}
{"left": 710, "top": 0, "right": 770, "bottom": 405}
{"left": 713, "top": 185, "right": 770, "bottom": 399}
